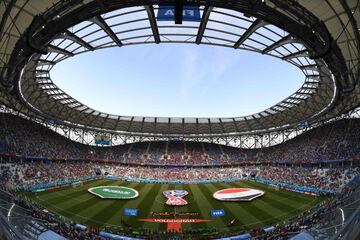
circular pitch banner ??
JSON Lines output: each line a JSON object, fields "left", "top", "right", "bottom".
{"left": 88, "top": 186, "right": 139, "bottom": 199}
{"left": 213, "top": 188, "right": 264, "bottom": 201}
{"left": 163, "top": 190, "right": 189, "bottom": 206}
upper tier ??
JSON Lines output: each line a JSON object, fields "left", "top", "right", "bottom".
{"left": 0, "top": 113, "right": 359, "bottom": 166}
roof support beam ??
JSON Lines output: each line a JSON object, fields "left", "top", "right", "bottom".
{"left": 306, "top": 74, "right": 320, "bottom": 82}
{"left": 100, "top": 114, "right": 109, "bottom": 128}
{"left": 35, "top": 69, "right": 49, "bottom": 74}
{"left": 90, "top": 16, "right": 122, "bottom": 47}
{"left": 264, "top": 110, "right": 275, "bottom": 115}
{"left": 195, "top": 6, "right": 213, "bottom": 44}
{"left": 218, "top": 118, "right": 226, "bottom": 133}
{"left": 46, "top": 92, "right": 63, "bottom": 96}
{"left": 251, "top": 115, "right": 265, "bottom": 129}
{"left": 145, "top": 5, "right": 160, "bottom": 43}
{"left": 282, "top": 49, "right": 308, "bottom": 60}
{"left": 174, "top": 0, "right": 183, "bottom": 24}
{"left": 154, "top": 117, "right": 158, "bottom": 132}
{"left": 48, "top": 45, "right": 74, "bottom": 56}
{"left": 37, "top": 82, "right": 54, "bottom": 86}
{"left": 37, "top": 59, "right": 56, "bottom": 66}
{"left": 60, "top": 97, "right": 74, "bottom": 102}
{"left": 59, "top": 30, "right": 94, "bottom": 51}
{"left": 182, "top": 118, "right": 185, "bottom": 134}
{"left": 278, "top": 104, "right": 291, "bottom": 110}
{"left": 270, "top": 107, "right": 281, "bottom": 113}
{"left": 233, "top": 19, "right": 266, "bottom": 49}
{"left": 287, "top": 96, "right": 302, "bottom": 101}
{"left": 126, "top": 117, "right": 134, "bottom": 131}
{"left": 262, "top": 35, "right": 295, "bottom": 54}
{"left": 302, "top": 86, "right": 317, "bottom": 90}
{"left": 232, "top": 118, "right": 240, "bottom": 132}
{"left": 207, "top": 119, "right": 212, "bottom": 134}
{"left": 300, "top": 64, "right": 318, "bottom": 71}
{"left": 85, "top": 111, "right": 100, "bottom": 126}
{"left": 113, "top": 115, "right": 121, "bottom": 130}
{"left": 296, "top": 91, "right": 313, "bottom": 97}
{"left": 0, "top": 0, "right": 16, "bottom": 40}
{"left": 243, "top": 117, "right": 252, "bottom": 131}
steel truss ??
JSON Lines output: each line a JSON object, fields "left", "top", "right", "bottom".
{"left": 0, "top": 0, "right": 359, "bottom": 136}
{"left": 1, "top": 104, "right": 359, "bottom": 149}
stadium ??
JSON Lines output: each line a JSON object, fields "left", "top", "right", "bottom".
{"left": 0, "top": 0, "right": 359, "bottom": 239}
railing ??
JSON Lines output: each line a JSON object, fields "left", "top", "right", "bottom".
{"left": 307, "top": 185, "right": 360, "bottom": 240}
{"left": 1, "top": 182, "right": 360, "bottom": 240}
{"left": 0, "top": 190, "right": 48, "bottom": 240}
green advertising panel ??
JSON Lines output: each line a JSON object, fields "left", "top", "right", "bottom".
{"left": 88, "top": 186, "right": 139, "bottom": 199}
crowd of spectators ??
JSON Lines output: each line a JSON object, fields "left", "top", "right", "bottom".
{"left": 1, "top": 159, "right": 359, "bottom": 193}
{"left": 104, "top": 164, "right": 249, "bottom": 181}
{"left": 1, "top": 114, "right": 359, "bottom": 167}
{"left": 1, "top": 169, "right": 359, "bottom": 240}
{"left": 258, "top": 119, "right": 360, "bottom": 163}
{"left": 0, "top": 160, "right": 93, "bottom": 189}
{"left": 252, "top": 184, "right": 360, "bottom": 240}
{"left": 0, "top": 113, "right": 359, "bottom": 239}
{"left": 257, "top": 166, "right": 360, "bottom": 191}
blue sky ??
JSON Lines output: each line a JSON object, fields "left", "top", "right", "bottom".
{"left": 51, "top": 44, "right": 303, "bottom": 118}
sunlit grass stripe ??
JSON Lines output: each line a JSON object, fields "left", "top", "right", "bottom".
{"left": 123, "top": 183, "right": 164, "bottom": 227}
{"left": 225, "top": 182, "right": 298, "bottom": 215}
{"left": 218, "top": 183, "right": 282, "bottom": 227}
{"left": 240, "top": 181, "right": 326, "bottom": 219}
{"left": 205, "top": 183, "right": 261, "bottom": 226}
{"left": 198, "top": 184, "right": 246, "bottom": 227}
{"left": 30, "top": 179, "right": 105, "bottom": 201}
{"left": 24, "top": 180, "right": 326, "bottom": 235}
{"left": 39, "top": 179, "right": 115, "bottom": 205}
{"left": 140, "top": 184, "right": 177, "bottom": 231}
{"left": 68, "top": 182, "right": 140, "bottom": 227}
{"left": 86, "top": 182, "right": 145, "bottom": 227}
{"left": 194, "top": 184, "right": 235, "bottom": 230}
{"left": 243, "top": 181, "right": 314, "bottom": 202}
{"left": 241, "top": 181, "right": 321, "bottom": 211}
{"left": 220, "top": 184, "right": 280, "bottom": 227}
{"left": 28, "top": 179, "right": 115, "bottom": 215}
{"left": 240, "top": 181, "right": 308, "bottom": 211}
{"left": 51, "top": 179, "right": 120, "bottom": 207}
{"left": 168, "top": 184, "right": 189, "bottom": 215}
{"left": 61, "top": 180, "right": 129, "bottom": 216}
{"left": 182, "top": 184, "right": 209, "bottom": 230}
{"left": 140, "top": 183, "right": 177, "bottom": 231}
{"left": 25, "top": 180, "right": 122, "bottom": 224}
{"left": 156, "top": 184, "right": 177, "bottom": 231}
{"left": 141, "top": 184, "right": 170, "bottom": 230}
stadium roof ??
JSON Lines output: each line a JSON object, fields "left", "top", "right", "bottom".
{"left": 0, "top": 0, "right": 359, "bottom": 136}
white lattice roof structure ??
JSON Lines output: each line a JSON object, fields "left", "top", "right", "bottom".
{"left": 0, "top": 0, "right": 359, "bottom": 136}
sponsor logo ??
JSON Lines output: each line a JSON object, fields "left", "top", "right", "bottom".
{"left": 163, "top": 190, "right": 189, "bottom": 206}
{"left": 123, "top": 208, "right": 139, "bottom": 217}
{"left": 213, "top": 188, "right": 264, "bottom": 201}
{"left": 88, "top": 186, "right": 139, "bottom": 199}
{"left": 150, "top": 211, "right": 199, "bottom": 217}
{"left": 210, "top": 209, "right": 225, "bottom": 217}
{"left": 157, "top": 5, "right": 201, "bottom": 22}
{"left": 139, "top": 218, "right": 210, "bottom": 223}
{"left": 138, "top": 218, "right": 210, "bottom": 233}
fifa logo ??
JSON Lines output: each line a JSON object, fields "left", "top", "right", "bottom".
{"left": 163, "top": 190, "right": 189, "bottom": 206}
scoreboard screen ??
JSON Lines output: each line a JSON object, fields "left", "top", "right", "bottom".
{"left": 95, "top": 134, "right": 111, "bottom": 145}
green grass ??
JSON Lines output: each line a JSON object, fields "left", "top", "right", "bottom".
{"left": 22, "top": 179, "right": 327, "bottom": 235}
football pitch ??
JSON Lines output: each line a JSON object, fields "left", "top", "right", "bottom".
{"left": 23, "top": 179, "right": 327, "bottom": 235}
